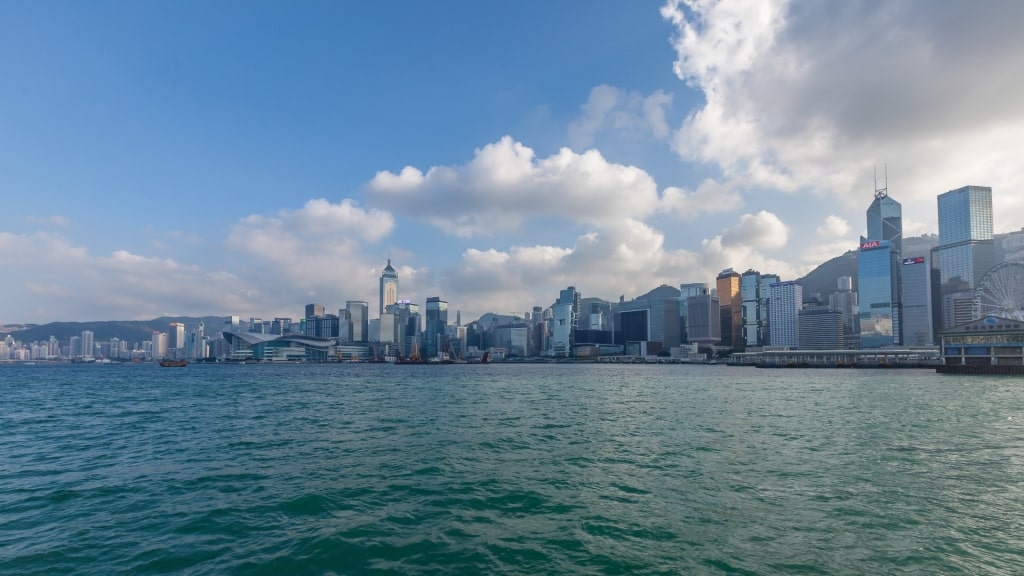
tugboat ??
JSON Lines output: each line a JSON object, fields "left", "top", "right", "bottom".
{"left": 158, "top": 359, "right": 188, "bottom": 367}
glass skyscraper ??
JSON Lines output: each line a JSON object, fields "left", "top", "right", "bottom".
{"left": 740, "top": 270, "right": 761, "bottom": 349}
{"left": 858, "top": 239, "right": 901, "bottom": 348}
{"left": 938, "top": 186, "right": 993, "bottom": 245}
{"left": 933, "top": 186, "right": 995, "bottom": 333}
{"left": 715, "top": 269, "right": 741, "bottom": 349}
{"left": 346, "top": 301, "right": 368, "bottom": 343}
{"left": 425, "top": 297, "right": 448, "bottom": 359}
{"left": 900, "top": 255, "right": 933, "bottom": 347}
{"left": 867, "top": 191, "right": 903, "bottom": 255}
{"left": 859, "top": 188, "right": 904, "bottom": 348}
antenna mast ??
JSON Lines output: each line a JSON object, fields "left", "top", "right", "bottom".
{"left": 874, "top": 164, "right": 888, "bottom": 199}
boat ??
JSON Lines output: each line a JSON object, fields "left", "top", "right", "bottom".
{"left": 158, "top": 359, "right": 187, "bottom": 367}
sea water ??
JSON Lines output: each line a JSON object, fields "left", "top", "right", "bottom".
{"left": 2, "top": 363, "right": 1023, "bottom": 575}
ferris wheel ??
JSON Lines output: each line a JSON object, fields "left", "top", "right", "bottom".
{"left": 973, "top": 261, "right": 1024, "bottom": 321}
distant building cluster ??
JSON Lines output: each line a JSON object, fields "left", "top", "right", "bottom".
{"left": 4, "top": 184, "right": 1024, "bottom": 366}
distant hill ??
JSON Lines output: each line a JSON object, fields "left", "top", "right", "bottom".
{"left": 797, "top": 249, "right": 859, "bottom": 301}
{"left": 1, "top": 316, "right": 226, "bottom": 345}
{"left": 797, "top": 234, "right": 939, "bottom": 301}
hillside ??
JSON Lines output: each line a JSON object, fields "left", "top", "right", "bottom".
{"left": 796, "top": 234, "right": 939, "bottom": 301}
{"left": 797, "top": 250, "right": 859, "bottom": 301}
{"left": 1, "top": 316, "right": 225, "bottom": 345}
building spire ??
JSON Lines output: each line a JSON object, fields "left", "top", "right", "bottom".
{"left": 874, "top": 164, "right": 888, "bottom": 199}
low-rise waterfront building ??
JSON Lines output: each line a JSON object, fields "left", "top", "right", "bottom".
{"left": 938, "top": 315, "right": 1024, "bottom": 373}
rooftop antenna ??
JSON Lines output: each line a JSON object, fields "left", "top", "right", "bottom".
{"left": 874, "top": 164, "right": 888, "bottom": 199}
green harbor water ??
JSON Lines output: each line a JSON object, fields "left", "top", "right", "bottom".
{"left": 2, "top": 363, "right": 1023, "bottom": 574}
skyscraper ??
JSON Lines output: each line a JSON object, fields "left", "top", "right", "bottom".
{"left": 679, "top": 282, "right": 709, "bottom": 344}
{"left": 685, "top": 293, "right": 720, "bottom": 347}
{"left": 379, "top": 259, "right": 399, "bottom": 317}
{"left": 346, "top": 301, "right": 369, "bottom": 343}
{"left": 425, "top": 297, "right": 448, "bottom": 359}
{"left": 81, "top": 330, "right": 95, "bottom": 359}
{"left": 557, "top": 286, "right": 580, "bottom": 350}
{"left": 758, "top": 273, "right": 780, "bottom": 346}
{"left": 900, "top": 255, "right": 933, "bottom": 347}
{"left": 740, "top": 270, "right": 762, "bottom": 349}
{"left": 858, "top": 239, "right": 901, "bottom": 348}
{"left": 152, "top": 331, "right": 168, "bottom": 360}
{"left": 169, "top": 323, "right": 185, "bottom": 353}
{"left": 716, "top": 269, "right": 742, "bottom": 349}
{"left": 866, "top": 184, "right": 903, "bottom": 256}
{"left": 859, "top": 184, "right": 904, "bottom": 348}
{"left": 768, "top": 281, "right": 802, "bottom": 348}
{"left": 305, "top": 303, "right": 325, "bottom": 319}
{"left": 933, "top": 185, "right": 995, "bottom": 333}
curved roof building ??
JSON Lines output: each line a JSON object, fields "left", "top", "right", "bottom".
{"left": 222, "top": 331, "right": 335, "bottom": 362}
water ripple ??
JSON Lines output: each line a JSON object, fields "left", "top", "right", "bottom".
{"left": 2, "top": 364, "right": 1024, "bottom": 574}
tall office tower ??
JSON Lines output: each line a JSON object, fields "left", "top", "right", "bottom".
{"left": 152, "top": 331, "right": 168, "bottom": 359}
{"left": 557, "top": 286, "right": 580, "bottom": 348}
{"left": 768, "top": 281, "right": 802, "bottom": 348}
{"left": 385, "top": 301, "right": 420, "bottom": 357}
{"left": 858, "top": 182, "right": 904, "bottom": 349}
{"left": 858, "top": 239, "right": 901, "bottom": 348}
{"left": 900, "top": 255, "right": 933, "bottom": 347}
{"left": 550, "top": 302, "right": 574, "bottom": 357}
{"left": 740, "top": 270, "right": 762, "bottom": 349}
{"left": 69, "top": 335, "right": 82, "bottom": 358}
{"left": 716, "top": 269, "right": 742, "bottom": 349}
{"left": 169, "top": 323, "right": 185, "bottom": 352}
{"left": 685, "top": 294, "right": 721, "bottom": 347}
{"left": 346, "top": 301, "right": 369, "bottom": 342}
{"left": 866, "top": 177, "right": 903, "bottom": 256}
{"left": 425, "top": 297, "right": 449, "bottom": 359}
{"left": 305, "top": 303, "right": 325, "bottom": 320}
{"left": 378, "top": 314, "right": 396, "bottom": 346}
{"left": 224, "top": 315, "right": 240, "bottom": 334}
{"left": 933, "top": 185, "right": 994, "bottom": 333}
{"left": 110, "top": 337, "right": 120, "bottom": 360}
{"left": 679, "top": 282, "right": 709, "bottom": 344}
{"left": 80, "top": 330, "right": 95, "bottom": 359}
{"left": 758, "top": 274, "right": 780, "bottom": 346}
{"left": 558, "top": 286, "right": 580, "bottom": 324}
{"left": 191, "top": 320, "right": 206, "bottom": 359}
{"left": 829, "top": 276, "right": 860, "bottom": 337}
{"left": 379, "top": 259, "right": 399, "bottom": 317}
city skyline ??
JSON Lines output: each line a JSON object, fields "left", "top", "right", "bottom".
{"left": 3, "top": 1, "right": 1024, "bottom": 324}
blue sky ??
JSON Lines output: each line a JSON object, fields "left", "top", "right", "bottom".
{"left": 3, "top": 0, "right": 1024, "bottom": 324}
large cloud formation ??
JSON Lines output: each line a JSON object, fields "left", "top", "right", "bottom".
{"left": 366, "top": 136, "right": 664, "bottom": 237}
{"left": 662, "top": 0, "right": 1024, "bottom": 228}
{"left": 0, "top": 231, "right": 257, "bottom": 322}
{"left": 226, "top": 198, "right": 407, "bottom": 313}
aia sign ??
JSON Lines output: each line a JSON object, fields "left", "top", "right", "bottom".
{"left": 860, "top": 240, "right": 881, "bottom": 250}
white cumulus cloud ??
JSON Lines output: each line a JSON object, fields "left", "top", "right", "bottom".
{"left": 0, "top": 231, "right": 256, "bottom": 322}
{"left": 366, "top": 136, "right": 663, "bottom": 237}
{"left": 661, "top": 0, "right": 1024, "bottom": 231}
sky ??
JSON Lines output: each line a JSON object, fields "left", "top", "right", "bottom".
{"left": 3, "top": 0, "right": 1024, "bottom": 324}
